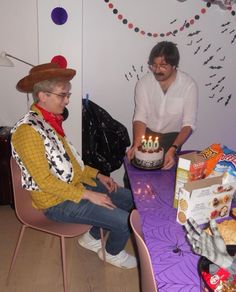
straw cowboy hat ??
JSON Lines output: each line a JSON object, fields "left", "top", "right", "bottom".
{"left": 17, "top": 63, "right": 76, "bottom": 92}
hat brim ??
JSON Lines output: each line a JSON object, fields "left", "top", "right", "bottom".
{"left": 17, "top": 68, "right": 76, "bottom": 92}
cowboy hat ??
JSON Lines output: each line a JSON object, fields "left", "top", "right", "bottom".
{"left": 17, "top": 63, "right": 76, "bottom": 92}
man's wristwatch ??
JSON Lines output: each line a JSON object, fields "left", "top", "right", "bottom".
{"left": 170, "top": 144, "right": 180, "bottom": 153}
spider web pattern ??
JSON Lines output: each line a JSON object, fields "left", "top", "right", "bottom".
{"left": 127, "top": 163, "right": 200, "bottom": 291}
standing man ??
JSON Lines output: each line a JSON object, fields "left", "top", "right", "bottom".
{"left": 127, "top": 41, "right": 198, "bottom": 169}
{"left": 11, "top": 63, "right": 136, "bottom": 269}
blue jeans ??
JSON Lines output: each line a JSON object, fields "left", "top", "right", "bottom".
{"left": 44, "top": 180, "right": 134, "bottom": 255}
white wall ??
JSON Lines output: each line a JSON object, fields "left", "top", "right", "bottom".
{"left": 0, "top": 0, "right": 38, "bottom": 125}
{"left": 0, "top": 0, "right": 83, "bottom": 151}
{"left": 37, "top": 0, "right": 83, "bottom": 150}
{"left": 83, "top": 0, "right": 236, "bottom": 149}
{"left": 0, "top": 1, "right": 235, "bottom": 185}
{"left": 83, "top": 0, "right": 236, "bottom": 183}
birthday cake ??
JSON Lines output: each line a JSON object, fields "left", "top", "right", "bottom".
{"left": 133, "top": 136, "right": 164, "bottom": 169}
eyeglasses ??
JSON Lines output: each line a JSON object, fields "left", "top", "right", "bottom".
{"left": 46, "top": 91, "right": 72, "bottom": 99}
{"left": 150, "top": 63, "right": 171, "bottom": 71}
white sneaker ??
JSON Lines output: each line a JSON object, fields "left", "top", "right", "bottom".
{"left": 78, "top": 231, "right": 102, "bottom": 253}
{"left": 97, "top": 249, "right": 137, "bottom": 269}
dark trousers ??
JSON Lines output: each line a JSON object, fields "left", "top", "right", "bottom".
{"left": 145, "top": 128, "right": 179, "bottom": 153}
{"left": 44, "top": 180, "right": 134, "bottom": 255}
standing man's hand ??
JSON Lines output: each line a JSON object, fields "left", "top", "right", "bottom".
{"left": 162, "top": 147, "right": 176, "bottom": 169}
{"left": 126, "top": 146, "right": 137, "bottom": 162}
{"left": 127, "top": 121, "right": 146, "bottom": 162}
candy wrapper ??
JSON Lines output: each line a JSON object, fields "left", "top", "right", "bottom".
{"left": 201, "top": 267, "right": 230, "bottom": 291}
{"left": 201, "top": 267, "right": 236, "bottom": 291}
{"left": 214, "top": 146, "right": 236, "bottom": 186}
{"left": 200, "top": 144, "right": 223, "bottom": 178}
{"left": 215, "top": 146, "right": 236, "bottom": 173}
{"left": 199, "top": 247, "right": 236, "bottom": 292}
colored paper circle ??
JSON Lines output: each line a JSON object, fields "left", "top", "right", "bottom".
{"left": 51, "top": 7, "right": 68, "bottom": 25}
{"left": 51, "top": 55, "right": 67, "bottom": 68}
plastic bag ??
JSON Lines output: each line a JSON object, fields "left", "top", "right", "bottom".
{"left": 82, "top": 99, "right": 130, "bottom": 176}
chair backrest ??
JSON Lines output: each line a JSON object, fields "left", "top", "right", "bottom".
{"left": 10, "top": 157, "right": 90, "bottom": 236}
{"left": 130, "top": 209, "right": 158, "bottom": 292}
{"left": 10, "top": 157, "right": 46, "bottom": 225}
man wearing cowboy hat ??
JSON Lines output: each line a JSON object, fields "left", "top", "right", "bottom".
{"left": 11, "top": 63, "right": 137, "bottom": 269}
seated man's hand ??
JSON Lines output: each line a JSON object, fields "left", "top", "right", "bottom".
{"left": 185, "top": 217, "right": 233, "bottom": 269}
{"left": 83, "top": 190, "right": 116, "bottom": 209}
{"left": 97, "top": 173, "right": 118, "bottom": 193}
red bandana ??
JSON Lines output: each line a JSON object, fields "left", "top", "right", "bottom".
{"left": 35, "top": 104, "right": 65, "bottom": 137}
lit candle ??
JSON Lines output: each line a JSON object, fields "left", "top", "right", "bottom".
{"left": 141, "top": 135, "right": 147, "bottom": 149}
{"left": 148, "top": 136, "right": 153, "bottom": 150}
{"left": 153, "top": 137, "right": 159, "bottom": 150}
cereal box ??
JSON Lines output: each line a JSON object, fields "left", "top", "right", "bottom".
{"left": 173, "top": 152, "right": 206, "bottom": 208}
{"left": 176, "top": 175, "right": 236, "bottom": 225}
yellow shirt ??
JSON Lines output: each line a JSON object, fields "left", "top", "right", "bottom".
{"left": 11, "top": 108, "right": 98, "bottom": 209}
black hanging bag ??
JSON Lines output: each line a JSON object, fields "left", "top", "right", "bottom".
{"left": 82, "top": 99, "right": 130, "bottom": 176}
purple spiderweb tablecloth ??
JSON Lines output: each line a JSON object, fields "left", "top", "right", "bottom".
{"left": 124, "top": 159, "right": 201, "bottom": 292}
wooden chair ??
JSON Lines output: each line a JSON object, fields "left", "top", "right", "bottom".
{"left": 8, "top": 157, "right": 106, "bottom": 292}
{"left": 130, "top": 209, "right": 158, "bottom": 292}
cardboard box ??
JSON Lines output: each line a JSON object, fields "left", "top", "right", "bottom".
{"left": 174, "top": 152, "right": 206, "bottom": 208}
{"left": 176, "top": 175, "right": 236, "bottom": 225}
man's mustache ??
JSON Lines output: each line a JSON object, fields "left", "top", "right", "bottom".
{"left": 155, "top": 73, "right": 164, "bottom": 76}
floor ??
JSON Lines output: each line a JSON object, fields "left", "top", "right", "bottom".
{"left": 0, "top": 205, "right": 140, "bottom": 292}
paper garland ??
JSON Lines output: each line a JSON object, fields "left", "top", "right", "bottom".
{"left": 103, "top": 0, "right": 235, "bottom": 38}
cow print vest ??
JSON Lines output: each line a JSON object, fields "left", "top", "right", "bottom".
{"left": 11, "top": 111, "right": 84, "bottom": 191}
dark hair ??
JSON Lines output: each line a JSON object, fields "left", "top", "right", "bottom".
{"left": 148, "top": 41, "right": 180, "bottom": 67}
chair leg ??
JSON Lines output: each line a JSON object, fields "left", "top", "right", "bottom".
{"left": 60, "top": 236, "right": 68, "bottom": 292}
{"left": 100, "top": 228, "right": 106, "bottom": 263}
{"left": 6, "top": 224, "right": 26, "bottom": 284}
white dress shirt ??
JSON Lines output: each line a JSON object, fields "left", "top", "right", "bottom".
{"left": 133, "top": 70, "right": 198, "bottom": 133}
